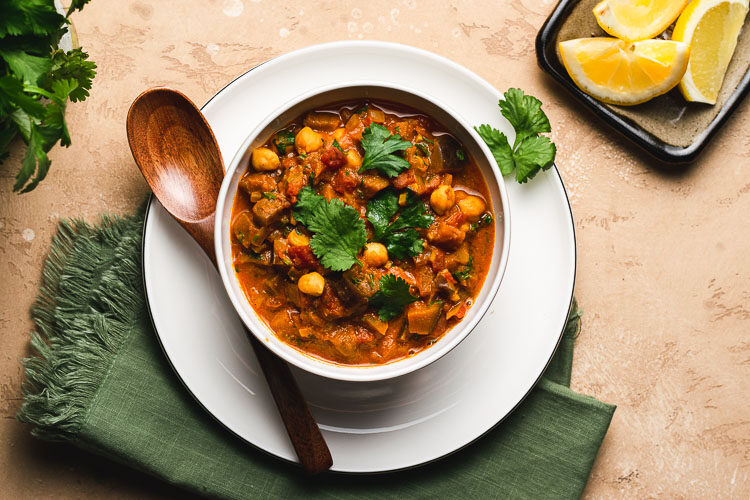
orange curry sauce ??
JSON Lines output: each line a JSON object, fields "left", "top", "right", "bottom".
{"left": 230, "top": 100, "right": 495, "bottom": 365}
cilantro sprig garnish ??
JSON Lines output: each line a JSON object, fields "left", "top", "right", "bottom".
{"left": 0, "top": 2, "right": 97, "bottom": 193}
{"left": 366, "top": 188, "right": 433, "bottom": 260}
{"left": 369, "top": 274, "right": 419, "bottom": 321}
{"left": 293, "top": 186, "right": 367, "bottom": 271}
{"left": 475, "top": 88, "right": 556, "bottom": 184}
{"left": 359, "top": 124, "right": 412, "bottom": 177}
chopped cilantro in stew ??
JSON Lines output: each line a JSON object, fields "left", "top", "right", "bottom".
{"left": 230, "top": 100, "right": 496, "bottom": 365}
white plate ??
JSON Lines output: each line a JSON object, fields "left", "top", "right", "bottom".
{"left": 142, "top": 41, "right": 576, "bottom": 473}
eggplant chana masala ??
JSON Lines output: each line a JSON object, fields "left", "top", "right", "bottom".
{"left": 230, "top": 101, "right": 496, "bottom": 365}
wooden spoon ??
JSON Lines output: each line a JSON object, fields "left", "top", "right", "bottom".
{"left": 126, "top": 87, "right": 333, "bottom": 474}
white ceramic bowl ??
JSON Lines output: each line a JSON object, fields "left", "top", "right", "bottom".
{"left": 215, "top": 82, "right": 510, "bottom": 382}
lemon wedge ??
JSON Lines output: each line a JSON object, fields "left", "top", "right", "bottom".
{"left": 593, "top": 0, "right": 690, "bottom": 42}
{"left": 559, "top": 38, "right": 690, "bottom": 105}
{"left": 673, "top": 0, "right": 749, "bottom": 104}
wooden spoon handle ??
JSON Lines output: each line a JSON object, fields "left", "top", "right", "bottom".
{"left": 247, "top": 331, "right": 333, "bottom": 474}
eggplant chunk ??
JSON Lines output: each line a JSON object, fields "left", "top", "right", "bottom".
{"left": 430, "top": 134, "right": 467, "bottom": 172}
{"left": 304, "top": 111, "right": 342, "bottom": 132}
{"left": 239, "top": 173, "right": 277, "bottom": 195}
{"left": 233, "top": 212, "right": 269, "bottom": 249}
{"left": 252, "top": 197, "right": 290, "bottom": 226}
{"left": 406, "top": 301, "right": 443, "bottom": 335}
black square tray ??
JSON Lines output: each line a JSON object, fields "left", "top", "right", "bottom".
{"left": 536, "top": 0, "right": 750, "bottom": 164}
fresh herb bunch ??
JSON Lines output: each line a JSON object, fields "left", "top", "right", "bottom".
{"left": 0, "top": 0, "right": 96, "bottom": 193}
{"left": 475, "top": 88, "right": 556, "bottom": 184}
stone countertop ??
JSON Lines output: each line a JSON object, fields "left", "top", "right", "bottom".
{"left": 1, "top": 1, "right": 748, "bottom": 497}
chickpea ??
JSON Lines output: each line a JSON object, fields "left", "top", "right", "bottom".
{"left": 457, "top": 195, "right": 486, "bottom": 222}
{"left": 298, "top": 272, "right": 325, "bottom": 296}
{"left": 287, "top": 229, "right": 310, "bottom": 247}
{"left": 251, "top": 147, "right": 280, "bottom": 171}
{"left": 295, "top": 126, "right": 324, "bottom": 153}
{"left": 345, "top": 149, "right": 362, "bottom": 168}
{"left": 363, "top": 242, "right": 388, "bottom": 267}
{"left": 430, "top": 185, "right": 455, "bottom": 215}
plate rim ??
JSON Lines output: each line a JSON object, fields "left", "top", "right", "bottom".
{"left": 140, "top": 40, "right": 577, "bottom": 474}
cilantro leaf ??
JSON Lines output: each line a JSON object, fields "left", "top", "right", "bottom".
{"left": 0, "top": 0, "right": 66, "bottom": 38}
{"left": 452, "top": 256, "right": 473, "bottom": 281}
{"left": 293, "top": 186, "right": 366, "bottom": 271}
{"left": 0, "top": 75, "right": 45, "bottom": 118}
{"left": 474, "top": 124, "right": 514, "bottom": 176}
{"left": 366, "top": 189, "right": 433, "bottom": 259}
{"left": 475, "top": 89, "right": 556, "bottom": 184}
{"left": 66, "top": 0, "right": 92, "bottom": 16}
{"left": 292, "top": 185, "right": 327, "bottom": 225}
{"left": 0, "top": 121, "right": 17, "bottom": 159}
{"left": 332, "top": 138, "right": 345, "bottom": 153}
{"left": 414, "top": 142, "right": 430, "bottom": 156}
{"left": 513, "top": 135, "right": 556, "bottom": 183}
{"left": 0, "top": 49, "right": 52, "bottom": 85}
{"left": 366, "top": 187, "right": 399, "bottom": 240}
{"left": 382, "top": 229, "right": 425, "bottom": 260}
{"left": 498, "top": 88, "right": 551, "bottom": 147}
{"left": 14, "top": 122, "right": 51, "bottom": 193}
{"left": 273, "top": 130, "right": 295, "bottom": 155}
{"left": 369, "top": 275, "right": 419, "bottom": 321}
{"left": 307, "top": 200, "right": 367, "bottom": 271}
{"left": 390, "top": 190, "right": 434, "bottom": 232}
{"left": 48, "top": 48, "right": 96, "bottom": 102}
{"left": 359, "top": 124, "right": 412, "bottom": 177}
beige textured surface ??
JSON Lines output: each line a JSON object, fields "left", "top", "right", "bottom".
{"left": 1, "top": 1, "right": 748, "bottom": 498}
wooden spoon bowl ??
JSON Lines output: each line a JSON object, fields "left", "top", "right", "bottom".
{"left": 127, "top": 88, "right": 222, "bottom": 263}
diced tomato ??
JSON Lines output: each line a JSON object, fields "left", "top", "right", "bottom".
{"left": 427, "top": 222, "right": 466, "bottom": 251}
{"left": 423, "top": 174, "right": 441, "bottom": 194}
{"left": 355, "top": 328, "right": 375, "bottom": 344}
{"left": 444, "top": 205, "right": 465, "bottom": 227}
{"left": 287, "top": 244, "right": 319, "bottom": 270}
{"left": 321, "top": 147, "right": 346, "bottom": 170}
{"left": 429, "top": 247, "right": 446, "bottom": 273}
{"left": 331, "top": 167, "right": 360, "bottom": 193}
{"left": 281, "top": 156, "right": 297, "bottom": 169}
{"left": 393, "top": 169, "right": 416, "bottom": 190}
{"left": 284, "top": 165, "right": 306, "bottom": 203}
{"left": 319, "top": 285, "right": 348, "bottom": 320}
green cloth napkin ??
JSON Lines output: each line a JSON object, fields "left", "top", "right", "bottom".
{"left": 18, "top": 206, "right": 615, "bottom": 499}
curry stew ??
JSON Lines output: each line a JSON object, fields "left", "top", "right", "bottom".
{"left": 230, "top": 101, "right": 496, "bottom": 365}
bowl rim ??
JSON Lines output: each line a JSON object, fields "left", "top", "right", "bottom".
{"left": 214, "top": 80, "right": 511, "bottom": 382}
